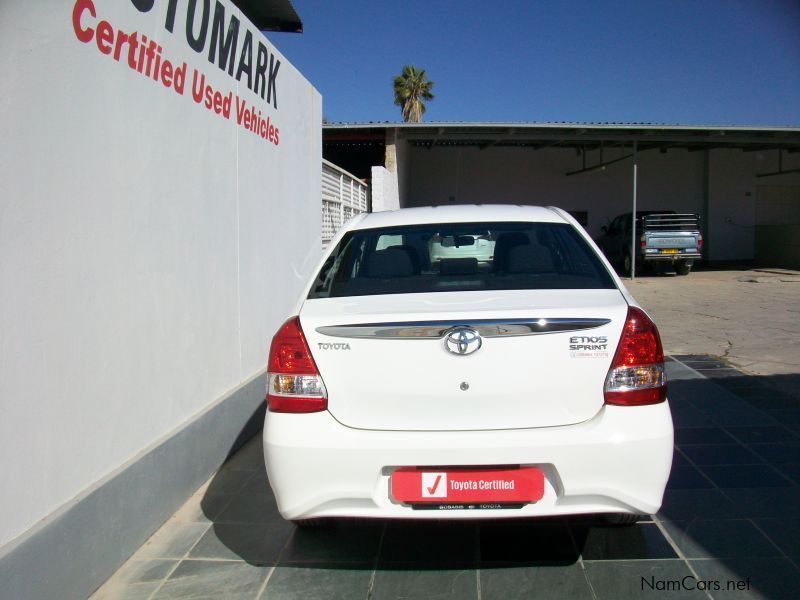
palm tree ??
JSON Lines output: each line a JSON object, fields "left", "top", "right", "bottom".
{"left": 393, "top": 65, "right": 434, "bottom": 122}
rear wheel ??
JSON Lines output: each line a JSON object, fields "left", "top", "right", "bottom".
{"left": 291, "top": 518, "right": 330, "bottom": 528}
{"left": 604, "top": 513, "right": 642, "bottom": 526}
{"left": 675, "top": 260, "right": 692, "bottom": 276}
{"left": 622, "top": 252, "right": 642, "bottom": 276}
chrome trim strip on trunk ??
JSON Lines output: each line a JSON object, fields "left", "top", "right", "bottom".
{"left": 316, "top": 318, "right": 611, "bottom": 339}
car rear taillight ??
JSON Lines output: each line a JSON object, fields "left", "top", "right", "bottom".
{"left": 640, "top": 235, "right": 646, "bottom": 249}
{"left": 266, "top": 317, "right": 327, "bottom": 413}
{"left": 697, "top": 234, "right": 703, "bottom": 251}
{"left": 604, "top": 306, "right": 667, "bottom": 406}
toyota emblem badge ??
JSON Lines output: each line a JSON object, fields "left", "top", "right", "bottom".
{"left": 445, "top": 327, "right": 482, "bottom": 356}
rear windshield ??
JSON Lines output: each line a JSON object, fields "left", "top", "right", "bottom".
{"left": 308, "top": 221, "right": 616, "bottom": 299}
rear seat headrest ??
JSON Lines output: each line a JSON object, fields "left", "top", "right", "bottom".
{"left": 365, "top": 248, "right": 415, "bottom": 278}
{"left": 507, "top": 243, "right": 555, "bottom": 274}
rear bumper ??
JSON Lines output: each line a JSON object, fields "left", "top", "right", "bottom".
{"left": 263, "top": 403, "right": 673, "bottom": 521}
{"left": 643, "top": 254, "right": 700, "bottom": 261}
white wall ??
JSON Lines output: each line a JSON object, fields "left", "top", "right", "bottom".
{"left": 370, "top": 166, "right": 400, "bottom": 212}
{"left": 403, "top": 143, "right": 799, "bottom": 260}
{"left": 707, "top": 149, "right": 758, "bottom": 261}
{"left": 404, "top": 145, "right": 705, "bottom": 237}
{"left": 0, "top": 0, "right": 321, "bottom": 547}
{"left": 707, "top": 149, "right": 800, "bottom": 261}
{"left": 394, "top": 133, "right": 411, "bottom": 204}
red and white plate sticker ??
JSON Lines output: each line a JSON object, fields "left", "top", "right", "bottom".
{"left": 391, "top": 467, "right": 544, "bottom": 504}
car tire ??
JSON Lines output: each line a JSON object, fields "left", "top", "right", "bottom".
{"left": 675, "top": 260, "right": 692, "bottom": 276}
{"left": 622, "top": 253, "right": 642, "bottom": 276}
{"left": 291, "top": 518, "right": 330, "bottom": 528}
{"left": 604, "top": 513, "right": 642, "bottom": 526}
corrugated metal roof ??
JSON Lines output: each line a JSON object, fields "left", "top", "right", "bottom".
{"left": 323, "top": 121, "right": 800, "bottom": 133}
{"left": 323, "top": 121, "right": 800, "bottom": 153}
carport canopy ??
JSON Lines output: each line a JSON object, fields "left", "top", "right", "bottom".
{"left": 324, "top": 122, "right": 800, "bottom": 172}
{"left": 324, "top": 122, "right": 800, "bottom": 277}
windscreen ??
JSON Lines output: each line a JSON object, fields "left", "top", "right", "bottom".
{"left": 309, "top": 221, "right": 616, "bottom": 299}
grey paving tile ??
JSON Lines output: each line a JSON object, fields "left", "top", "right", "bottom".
{"left": 215, "top": 493, "right": 280, "bottom": 524}
{"left": 371, "top": 569, "right": 478, "bottom": 600}
{"left": 154, "top": 560, "right": 270, "bottom": 599}
{"left": 91, "top": 582, "right": 161, "bottom": 600}
{"left": 693, "top": 365, "right": 739, "bottom": 373}
{"left": 575, "top": 523, "right": 676, "bottom": 561}
{"left": 680, "top": 443, "right": 764, "bottom": 465}
{"left": 260, "top": 566, "right": 371, "bottom": 600}
{"left": 680, "top": 361, "right": 727, "bottom": 369}
{"left": 378, "top": 521, "right": 477, "bottom": 568}
{"left": 766, "top": 409, "right": 800, "bottom": 425}
{"left": 734, "top": 393, "right": 799, "bottom": 410}
{"left": 671, "top": 354, "right": 719, "bottom": 363}
{"left": 480, "top": 521, "right": 577, "bottom": 566}
{"left": 136, "top": 522, "right": 210, "bottom": 559}
{"left": 674, "top": 427, "right": 736, "bottom": 445}
{"left": 668, "top": 404, "right": 716, "bottom": 428}
{"left": 671, "top": 451, "right": 689, "bottom": 468}
{"left": 720, "top": 487, "right": 800, "bottom": 518}
{"left": 584, "top": 559, "right": 705, "bottom": 599}
{"left": 775, "top": 462, "right": 800, "bottom": 485}
{"left": 479, "top": 563, "right": 594, "bottom": 600}
{"left": 705, "top": 408, "right": 778, "bottom": 427}
{"left": 661, "top": 519, "right": 781, "bottom": 559}
{"left": 753, "top": 517, "right": 800, "bottom": 559}
{"left": 689, "top": 557, "right": 800, "bottom": 599}
{"left": 173, "top": 493, "right": 234, "bottom": 524}
{"left": 240, "top": 470, "right": 274, "bottom": 495}
{"left": 713, "top": 377, "right": 772, "bottom": 390}
{"left": 223, "top": 437, "right": 264, "bottom": 472}
{"left": 110, "top": 559, "right": 178, "bottom": 584}
{"left": 748, "top": 442, "right": 800, "bottom": 464}
{"left": 666, "top": 465, "right": 713, "bottom": 489}
{"left": 204, "top": 469, "right": 256, "bottom": 495}
{"left": 725, "top": 425, "right": 799, "bottom": 444}
{"left": 279, "top": 520, "right": 383, "bottom": 567}
{"left": 699, "top": 464, "right": 793, "bottom": 488}
{"left": 658, "top": 489, "right": 741, "bottom": 521}
{"left": 188, "top": 521, "right": 294, "bottom": 564}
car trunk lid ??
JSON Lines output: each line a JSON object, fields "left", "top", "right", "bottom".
{"left": 300, "top": 289, "right": 628, "bottom": 431}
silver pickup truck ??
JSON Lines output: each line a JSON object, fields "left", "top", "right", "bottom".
{"left": 596, "top": 211, "right": 703, "bottom": 275}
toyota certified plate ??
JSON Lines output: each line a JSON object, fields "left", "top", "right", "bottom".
{"left": 391, "top": 467, "right": 545, "bottom": 504}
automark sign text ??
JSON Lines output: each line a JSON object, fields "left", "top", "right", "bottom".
{"left": 72, "top": 0, "right": 281, "bottom": 145}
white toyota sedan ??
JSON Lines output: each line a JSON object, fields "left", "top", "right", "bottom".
{"left": 263, "top": 205, "right": 673, "bottom": 526}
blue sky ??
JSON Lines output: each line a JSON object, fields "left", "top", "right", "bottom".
{"left": 270, "top": 0, "right": 800, "bottom": 126}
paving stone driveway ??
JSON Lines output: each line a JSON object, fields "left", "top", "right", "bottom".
{"left": 93, "top": 270, "right": 800, "bottom": 600}
{"left": 627, "top": 268, "right": 800, "bottom": 379}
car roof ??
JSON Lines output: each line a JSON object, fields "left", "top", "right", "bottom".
{"left": 349, "top": 205, "right": 566, "bottom": 231}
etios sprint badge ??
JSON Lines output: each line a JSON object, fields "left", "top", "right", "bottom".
{"left": 569, "top": 335, "right": 609, "bottom": 358}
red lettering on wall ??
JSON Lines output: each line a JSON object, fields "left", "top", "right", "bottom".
{"left": 72, "top": 0, "right": 96, "bottom": 43}
{"left": 70, "top": 0, "right": 280, "bottom": 146}
{"left": 95, "top": 21, "right": 114, "bottom": 55}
